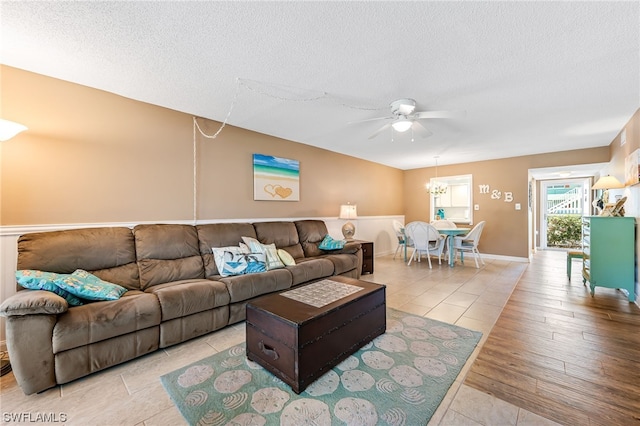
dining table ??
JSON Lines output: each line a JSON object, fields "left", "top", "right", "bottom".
{"left": 437, "top": 228, "right": 469, "bottom": 267}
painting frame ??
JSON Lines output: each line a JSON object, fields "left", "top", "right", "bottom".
{"left": 253, "top": 153, "right": 300, "bottom": 201}
{"left": 624, "top": 148, "right": 640, "bottom": 186}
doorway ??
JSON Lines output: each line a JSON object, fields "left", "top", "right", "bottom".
{"left": 540, "top": 178, "right": 591, "bottom": 250}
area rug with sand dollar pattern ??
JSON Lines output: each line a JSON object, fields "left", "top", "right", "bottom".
{"left": 160, "top": 308, "right": 481, "bottom": 425}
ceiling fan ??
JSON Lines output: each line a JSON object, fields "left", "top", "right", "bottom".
{"left": 353, "top": 98, "right": 464, "bottom": 140}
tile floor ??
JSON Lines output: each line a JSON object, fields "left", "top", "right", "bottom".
{"left": 0, "top": 252, "right": 563, "bottom": 425}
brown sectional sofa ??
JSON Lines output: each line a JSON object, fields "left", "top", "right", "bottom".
{"left": 0, "top": 220, "right": 362, "bottom": 395}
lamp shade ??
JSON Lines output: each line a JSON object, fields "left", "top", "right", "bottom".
{"left": 592, "top": 175, "right": 624, "bottom": 190}
{"left": 339, "top": 204, "right": 358, "bottom": 220}
{"left": 426, "top": 180, "right": 448, "bottom": 195}
{"left": 391, "top": 118, "right": 412, "bottom": 132}
{"left": 0, "top": 119, "right": 27, "bottom": 141}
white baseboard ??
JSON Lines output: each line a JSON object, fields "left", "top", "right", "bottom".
{"left": 375, "top": 250, "right": 528, "bottom": 263}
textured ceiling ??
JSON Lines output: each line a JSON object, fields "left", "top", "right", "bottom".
{"left": 1, "top": 1, "right": 639, "bottom": 170}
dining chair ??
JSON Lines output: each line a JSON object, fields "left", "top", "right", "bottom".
{"left": 392, "top": 220, "right": 406, "bottom": 260}
{"left": 404, "top": 221, "right": 446, "bottom": 268}
{"left": 452, "top": 221, "right": 486, "bottom": 268}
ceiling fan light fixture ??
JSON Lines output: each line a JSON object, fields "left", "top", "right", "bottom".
{"left": 391, "top": 118, "right": 412, "bottom": 132}
{"left": 390, "top": 98, "right": 416, "bottom": 115}
{"left": 360, "top": 97, "right": 456, "bottom": 139}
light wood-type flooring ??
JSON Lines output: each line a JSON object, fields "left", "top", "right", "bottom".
{"left": 1, "top": 249, "right": 636, "bottom": 425}
{"left": 464, "top": 249, "right": 640, "bottom": 426}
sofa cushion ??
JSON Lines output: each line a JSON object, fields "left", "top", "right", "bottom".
{"left": 196, "top": 223, "right": 258, "bottom": 278}
{"left": 86, "top": 264, "right": 140, "bottom": 292}
{"left": 15, "top": 270, "right": 84, "bottom": 306}
{"left": 17, "top": 227, "right": 140, "bottom": 290}
{"left": 52, "top": 291, "right": 160, "bottom": 353}
{"left": 286, "top": 258, "right": 335, "bottom": 286}
{"left": 220, "top": 269, "right": 292, "bottom": 303}
{"left": 134, "top": 224, "right": 204, "bottom": 289}
{"left": 295, "top": 220, "right": 330, "bottom": 257}
{"left": 55, "top": 327, "right": 159, "bottom": 386}
{"left": 321, "top": 253, "right": 360, "bottom": 275}
{"left": 158, "top": 307, "right": 229, "bottom": 348}
{"left": 253, "top": 221, "right": 304, "bottom": 259}
{"left": 53, "top": 270, "right": 127, "bottom": 301}
{"left": 144, "top": 279, "right": 231, "bottom": 322}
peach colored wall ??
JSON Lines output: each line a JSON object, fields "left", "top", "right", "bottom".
{"left": 195, "top": 121, "right": 404, "bottom": 220}
{"left": 532, "top": 110, "right": 640, "bottom": 248}
{"left": 404, "top": 147, "right": 610, "bottom": 258}
{"left": 0, "top": 65, "right": 625, "bottom": 262}
{"left": 0, "top": 66, "right": 404, "bottom": 225}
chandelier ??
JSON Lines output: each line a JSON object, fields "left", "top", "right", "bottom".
{"left": 426, "top": 156, "right": 448, "bottom": 195}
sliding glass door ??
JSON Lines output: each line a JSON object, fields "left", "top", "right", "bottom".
{"left": 540, "top": 178, "right": 590, "bottom": 249}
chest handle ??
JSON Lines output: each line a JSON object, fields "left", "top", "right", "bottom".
{"left": 258, "top": 341, "right": 280, "bottom": 360}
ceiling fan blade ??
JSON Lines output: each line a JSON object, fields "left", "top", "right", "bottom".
{"left": 412, "top": 121, "right": 433, "bottom": 138}
{"left": 348, "top": 116, "right": 393, "bottom": 125}
{"left": 368, "top": 123, "right": 391, "bottom": 139}
{"left": 414, "top": 110, "right": 466, "bottom": 119}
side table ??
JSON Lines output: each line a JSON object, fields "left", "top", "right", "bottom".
{"left": 352, "top": 240, "right": 374, "bottom": 274}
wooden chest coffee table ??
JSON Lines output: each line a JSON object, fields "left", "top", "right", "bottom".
{"left": 246, "top": 276, "right": 386, "bottom": 394}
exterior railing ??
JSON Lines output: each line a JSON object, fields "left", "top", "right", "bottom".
{"left": 547, "top": 187, "right": 582, "bottom": 215}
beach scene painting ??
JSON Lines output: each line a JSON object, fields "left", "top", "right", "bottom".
{"left": 253, "top": 153, "right": 300, "bottom": 201}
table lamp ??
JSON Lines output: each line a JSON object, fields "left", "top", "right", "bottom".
{"left": 592, "top": 175, "right": 624, "bottom": 204}
{"left": 339, "top": 204, "right": 358, "bottom": 240}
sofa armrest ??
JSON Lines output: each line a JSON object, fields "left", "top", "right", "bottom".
{"left": 0, "top": 290, "right": 69, "bottom": 317}
{"left": 332, "top": 241, "right": 362, "bottom": 255}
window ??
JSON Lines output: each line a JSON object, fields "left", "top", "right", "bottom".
{"left": 429, "top": 174, "right": 473, "bottom": 224}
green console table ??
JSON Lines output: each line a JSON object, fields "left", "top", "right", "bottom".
{"left": 582, "top": 216, "right": 636, "bottom": 302}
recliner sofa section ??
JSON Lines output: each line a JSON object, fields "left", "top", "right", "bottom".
{"left": 0, "top": 220, "right": 362, "bottom": 395}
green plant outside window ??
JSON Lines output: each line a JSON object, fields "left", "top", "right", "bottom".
{"left": 546, "top": 215, "right": 582, "bottom": 248}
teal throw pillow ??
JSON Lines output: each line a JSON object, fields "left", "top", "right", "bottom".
{"left": 212, "top": 247, "right": 267, "bottom": 277}
{"left": 54, "top": 269, "right": 127, "bottom": 301}
{"left": 15, "top": 270, "right": 84, "bottom": 306}
{"left": 318, "top": 234, "right": 346, "bottom": 250}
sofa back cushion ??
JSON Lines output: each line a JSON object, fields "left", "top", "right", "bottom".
{"left": 133, "top": 224, "right": 204, "bottom": 289}
{"left": 16, "top": 227, "right": 140, "bottom": 290}
{"left": 295, "top": 220, "right": 330, "bottom": 258}
{"left": 253, "top": 221, "right": 305, "bottom": 259}
{"left": 196, "top": 223, "right": 257, "bottom": 278}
